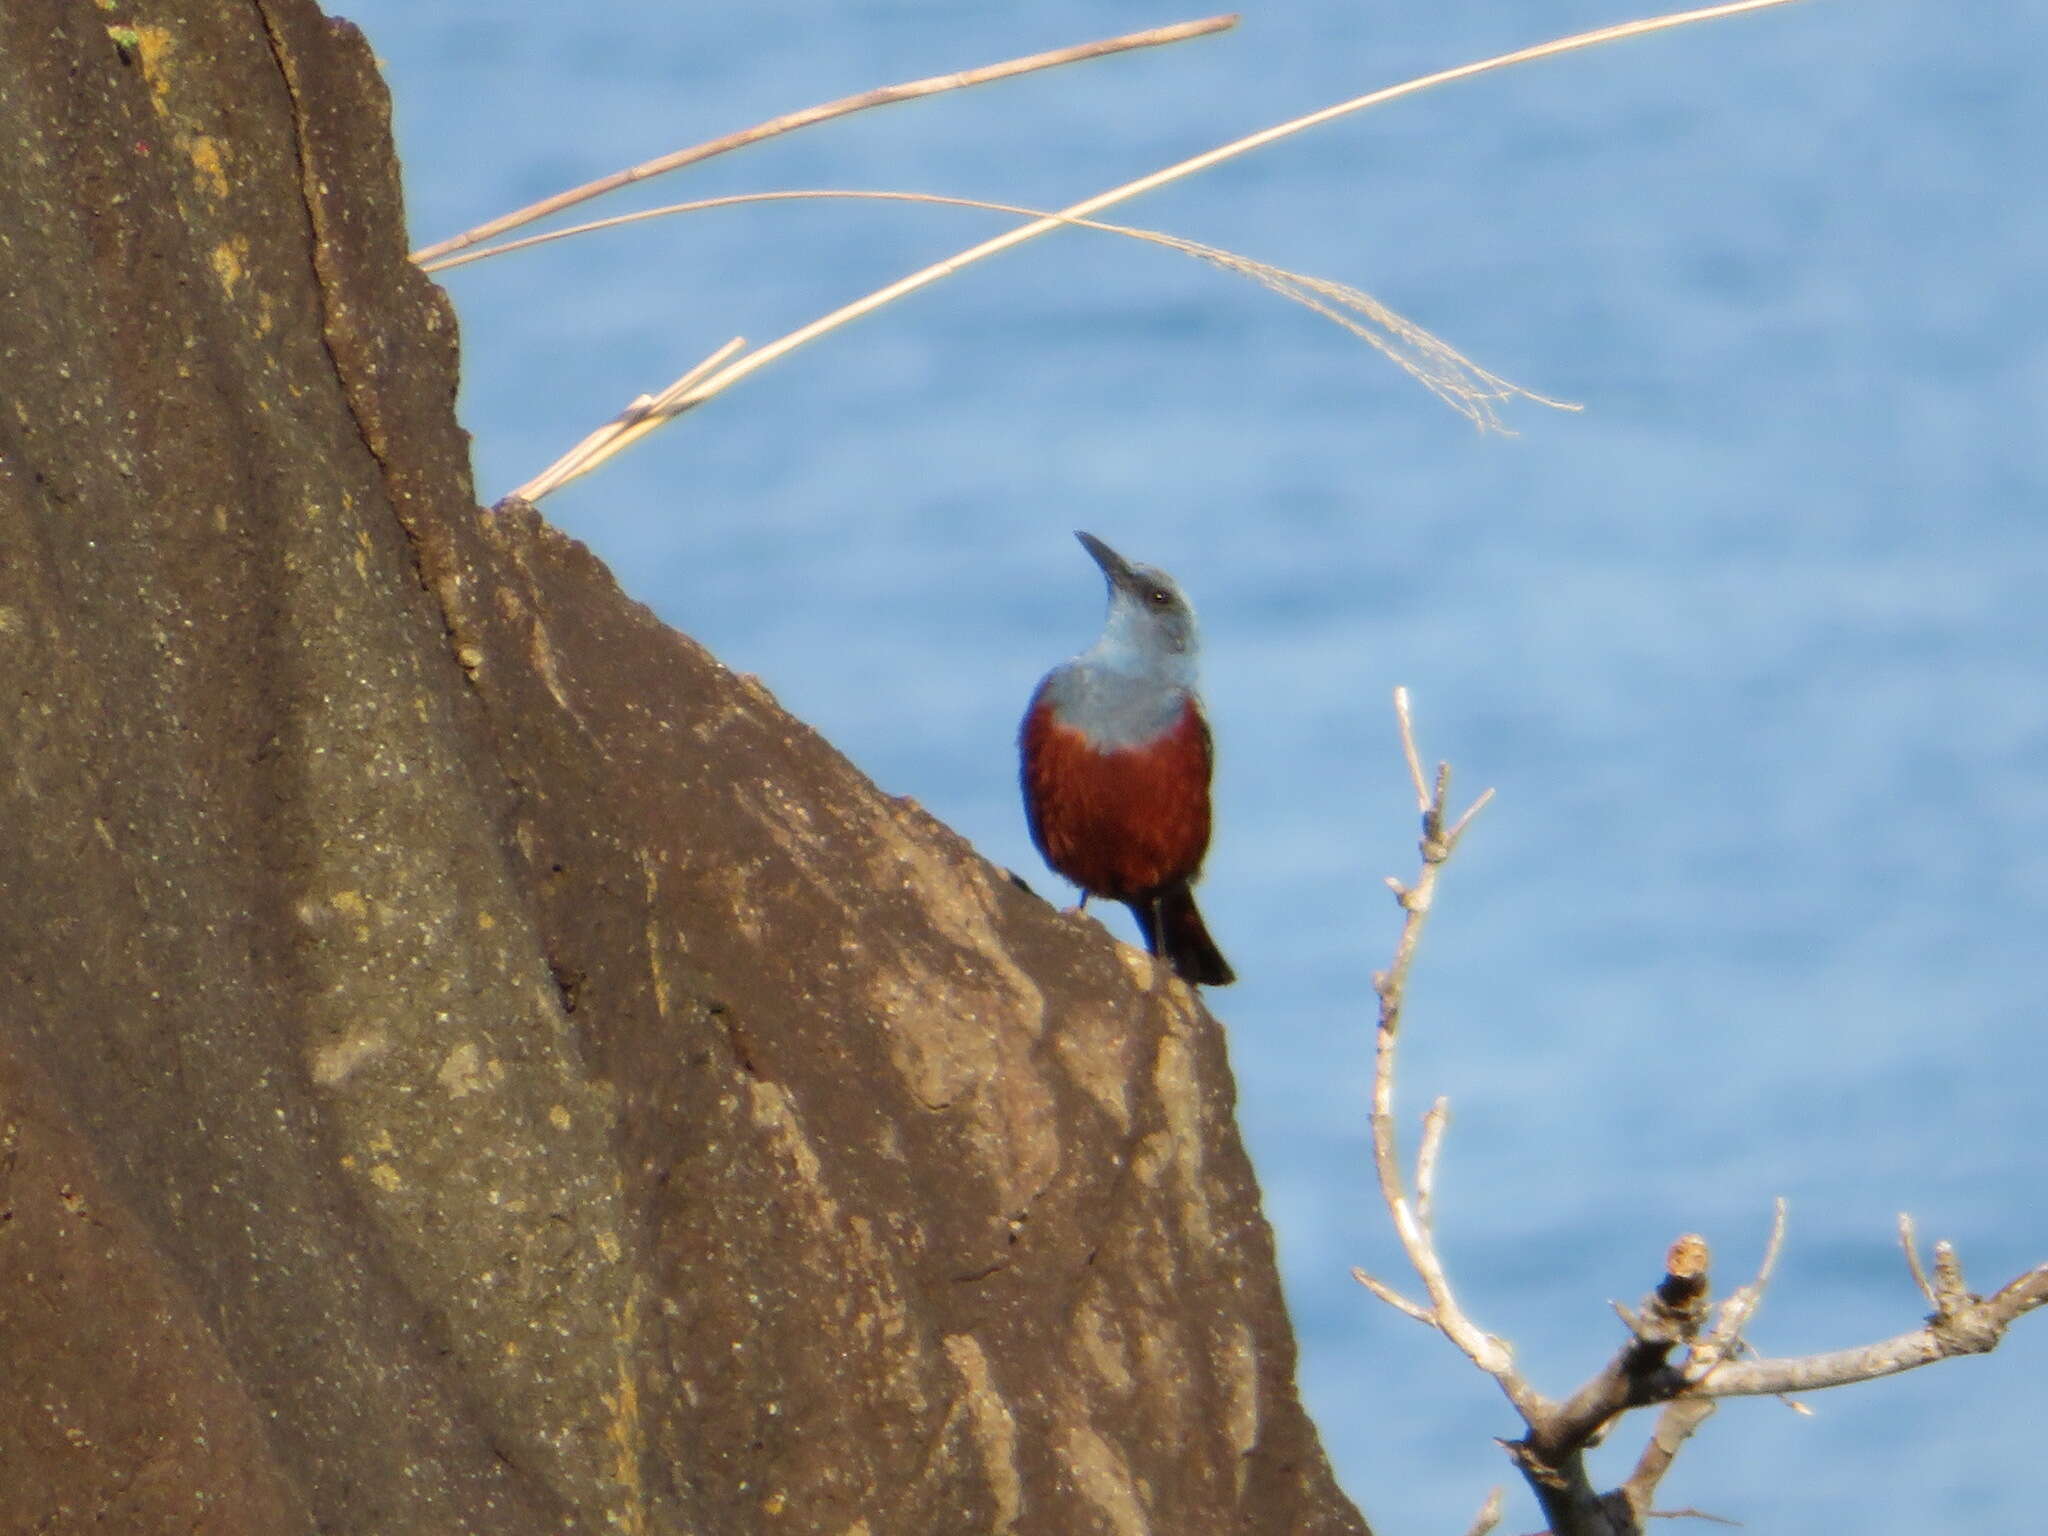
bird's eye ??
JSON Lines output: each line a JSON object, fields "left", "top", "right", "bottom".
{"left": 1148, "top": 588, "right": 1172, "bottom": 606}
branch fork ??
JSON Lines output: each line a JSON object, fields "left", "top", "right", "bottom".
{"left": 1352, "top": 691, "right": 2048, "bottom": 1535}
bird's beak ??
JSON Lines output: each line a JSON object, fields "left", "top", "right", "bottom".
{"left": 1075, "top": 531, "right": 1138, "bottom": 591}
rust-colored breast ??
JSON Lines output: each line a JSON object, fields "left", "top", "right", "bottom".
{"left": 1020, "top": 696, "right": 1213, "bottom": 902}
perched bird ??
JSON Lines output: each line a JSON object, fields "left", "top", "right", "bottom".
{"left": 1020, "top": 531, "right": 1234, "bottom": 986}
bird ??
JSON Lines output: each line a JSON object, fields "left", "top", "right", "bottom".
{"left": 1019, "top": 531, "right": 1234, "bottom": 986}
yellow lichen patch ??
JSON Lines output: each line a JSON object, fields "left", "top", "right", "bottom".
{"left": 131, "top": 26, "right": 178, "bottom": 107}
{"left": 186, "top": 135, "right": 230, "bottom": 198}
{"left": 604, "top": 1283, "right": 646, "bottom": 1531}
{"left": 368, "top": 1163, "right": 402, "bottom": 1192}
{"left": 209, "top": 239, "right": 244, "bottom": 292}
{"left": 640, "top": 857, "right": 673, "bottom": 1020}
{"left": 549, "top": 1104, "right": 572, "bottom": 1131}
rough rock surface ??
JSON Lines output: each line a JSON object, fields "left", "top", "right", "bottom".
{"left": 0, "top": 2, "right": 1373, "bottom": 1532}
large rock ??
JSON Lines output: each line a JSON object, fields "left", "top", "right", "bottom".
{"left": 0, "top": 2, "right": 1369, "bottom": 1532}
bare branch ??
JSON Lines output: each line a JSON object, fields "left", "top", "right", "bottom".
{"left": 1899, "top": 1212, "right": 1936, "bottom": 1308}
{"left": 409, "top": 15, "right": 1240, "bottom": 265}
{"left": 1684, "top": 1198, "right": 1786, "bottom": 1383}
{"left": 1363, "top": 690, "right": 1526, "bottom": 1414}
{"left": 1445, "top": 786, "right": 1497, "bottom": 846}
{"left": 1357, "top": 701, "right": 2047, "bottom": 1535}
{"left": 1623, "top": 1397, "right": 1717, "bottom": 1517}
{"left": 1415, "top": 1096, "right": 1449, "bottom": 1231}
{"left": 1356, "top": 697, "right": 2047, "bottom": 1535}
{"left": 1696, "top": 1259, "right": 2048, "bottom": 1397}
{"left": 1515, "top": 1214, "right": 2048, "bottom": 1532}
{"left": 1513, "top": 1236, "right": 1717, "bottom": 1533}
{"left": 1351, "top": 1265, "right": 1434, "bottom": 1326}
{"left": 1393, "top": 684, "right": 1429, "bottom": 814}
{"left": 1932, "top": 1240, "right": 1970, "bottom": 1314}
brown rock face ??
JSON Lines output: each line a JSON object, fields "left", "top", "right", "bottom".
{"left": 0, "top": 2, "right": 1371, "bottom": 1533}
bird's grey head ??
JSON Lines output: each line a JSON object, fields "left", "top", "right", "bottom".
{"left": 1075, "top": 530, "right": 1199, "bottom": 681}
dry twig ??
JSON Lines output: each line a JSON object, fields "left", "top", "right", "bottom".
{"left": 1353, "top": 688, "right": 1520, "bottom": 1403}
{"left": 457, "top": 0, "right": 1806, "bottom": 498}
{"left": 507, "top": 337, "right": 745, "bottom": 505}
{"left": 409, "top": 15, "right": 1240, "bottom": 266}
{"left": 1352, "top": 697, "right": 2048, "bottom": 1535}
{"left": 645, "top": 2, "right": 1806, "bottom": 435}
{"left": 423, "top": 188, "right": 1561, "bottom": 438}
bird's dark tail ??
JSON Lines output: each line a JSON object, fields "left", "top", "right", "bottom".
{"left": 1133, "top": 887, "right": 1235, "bottom": 987}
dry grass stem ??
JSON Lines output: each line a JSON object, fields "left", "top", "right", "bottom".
{"left": 470, "top": 0, "right": 1806, "bottom": 494}
{"left": 469, "top": 195, "right": 1566, "bottom": 499}
{"left": 645, "top": 0, "right": 1808, "bottom": 421}
{"left": 429, "top": 188, "right": 1570, "bottom": 433}
{"left": 409, "top": 15, "right": 1239, "bottom": 266}
{"left": 507, "top": 337, "right": 745, "bottom": 504}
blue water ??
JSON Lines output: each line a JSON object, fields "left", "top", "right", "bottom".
{"left": 342, "top": 2, "right": 2048, "bottom": 1529}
